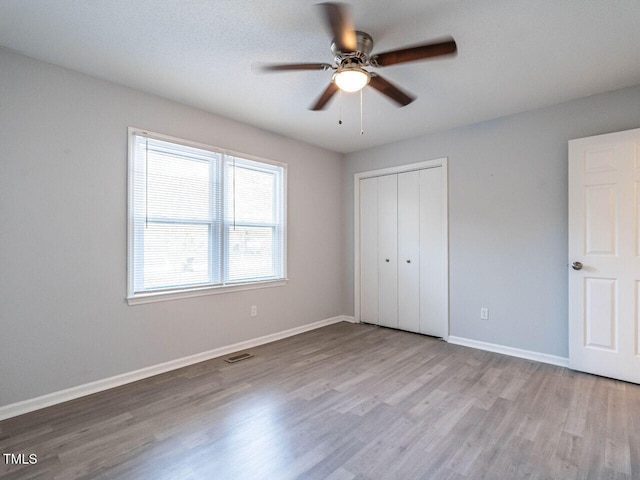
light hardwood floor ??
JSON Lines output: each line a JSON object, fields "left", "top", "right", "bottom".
{"left": 1, "top": 322, "right": 639, "bottom": 479}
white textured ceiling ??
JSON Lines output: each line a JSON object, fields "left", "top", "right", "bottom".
{"left": 1, "top": 1, "right": 640, "bottom": 153}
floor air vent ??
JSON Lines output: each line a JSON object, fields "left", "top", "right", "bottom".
{"left": 224, "top": 352, "right": 254, "bottom": 363}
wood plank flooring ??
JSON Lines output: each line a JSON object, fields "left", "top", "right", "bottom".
{"left": 2, "top": 322, "right": 640, "bottom": 479}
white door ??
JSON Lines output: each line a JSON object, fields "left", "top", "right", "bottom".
{"left": 419, "top": 167, "right": 447, "bottom": 337}
{"left": 398, "top": 171, "right": 420, "bottom": 333}
{"left": 355, "top": 158, "right": 449, "bottom": 337}
{"left": 359, "top": 177, "right": 379, "bottom": 325}
{"left": 568, "top": 128, "right": 640, "bottom": 384}
{"left": 377, "top": 174, "right": 399, "bottom": 329}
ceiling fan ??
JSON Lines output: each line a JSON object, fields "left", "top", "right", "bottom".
{"left": 257, "top": 2, "right": 457, "bottom": 111}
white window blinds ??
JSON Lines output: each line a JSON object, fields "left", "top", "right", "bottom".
{"left": 225, "top": 156, "right": 285, "bottom": 283}
{"left": 129, "top": 130, "right": 286, "bottom": 298}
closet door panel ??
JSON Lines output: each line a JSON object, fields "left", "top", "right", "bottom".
{"left": 359, "top": 177, "right": 379, "bottom": 325}
{"left": 377, "top": 174, "right": 398, "bottom": 329}
{"left": 398, "top": 171, "right": 420, "bottom": 333}
{"left": 419, "top": 167, "right": 446, "bottom": 337}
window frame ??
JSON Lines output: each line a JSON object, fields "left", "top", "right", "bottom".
{"left": 126, "top": 127, "right": 287, "bottom": 305}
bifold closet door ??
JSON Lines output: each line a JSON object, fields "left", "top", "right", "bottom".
{"left": 377, "top": 174, "right": 398, "bottom": 329}
{"left": 398, "top": 171, "right": 420, "bottom": 333}
{"left": 419, "top": 167, "right": 446, "bottom": 337}
{"left": 359, "top": 166, "right": 446, "bottom": 335}
{"left": 359, "top": 177, "right": 379, "bottom": 325}
{"left": 358, "top": 161, "right": 447, "bottom": 337}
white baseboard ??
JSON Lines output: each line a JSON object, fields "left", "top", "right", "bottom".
{"left": 0, "top": 315, "right": 350, "bottom": 421}
{"left": 447, "top": 335, "right": 569, "bottom": 368}
{"left": 342, "top": 315, "right": 358, "bottom": 323}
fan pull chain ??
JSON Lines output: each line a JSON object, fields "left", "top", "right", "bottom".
{"left": 360, "top": 89, "right": 364, "bottom": 135}
{"left": 338, "top": 89, "right": 343, "bottom": 125}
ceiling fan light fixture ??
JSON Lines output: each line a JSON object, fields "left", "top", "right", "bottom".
{"left": 333, "top": 68, "right": 370, "bottom": 92}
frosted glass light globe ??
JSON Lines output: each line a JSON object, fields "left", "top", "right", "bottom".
{"left": 333, "top": 68, "right": 370, "bottom": 92}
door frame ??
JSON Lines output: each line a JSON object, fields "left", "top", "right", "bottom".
{"left": 354, "top": 158, "right": 449, "bottom": 339}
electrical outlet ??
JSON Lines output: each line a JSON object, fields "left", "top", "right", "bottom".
{"left": 251, "top": 305, "right": 258, "bottom": 317}
{"left": 480, "top": 307, "right": 488, "bottom": 320}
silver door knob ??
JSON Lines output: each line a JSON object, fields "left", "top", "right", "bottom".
{"left": 571, "top": 261, "right": 583, "bottom": 270}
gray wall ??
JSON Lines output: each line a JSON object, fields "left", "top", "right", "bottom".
{"left": 344, "top": 84, "right": 640, "bottom": 358}
{"left": 0, "top": 49, "right": 346, "bottom": 407}
{"left": 3, "top": 45, "right": 640, "bottom": 409}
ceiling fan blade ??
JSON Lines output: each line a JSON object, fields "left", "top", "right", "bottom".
{"left": 370, "top": 38, "right": 457, "bottom": 67}
{"left": 318, "top": 2, "right": 357, "bottom": 52}
{"left": 257, "top": 62, "right": 333, "bottom": 72}
{"left": 368, "top": 74, "right": 415, "bottom": 107}
{"left": 310, "top": 83, "right": 339, "bottom": 110}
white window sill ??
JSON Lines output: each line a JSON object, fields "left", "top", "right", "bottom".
{"left": 127, "top": 279, "right": 288, "bottom": 305}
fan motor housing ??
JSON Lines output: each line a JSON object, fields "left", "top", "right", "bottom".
{"left": 331, "top": 31, "right": 373, "bottom": 66}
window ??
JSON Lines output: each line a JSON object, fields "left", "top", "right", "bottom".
{"left": 127, "top": 129, "right": 286, "bottom": 304}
